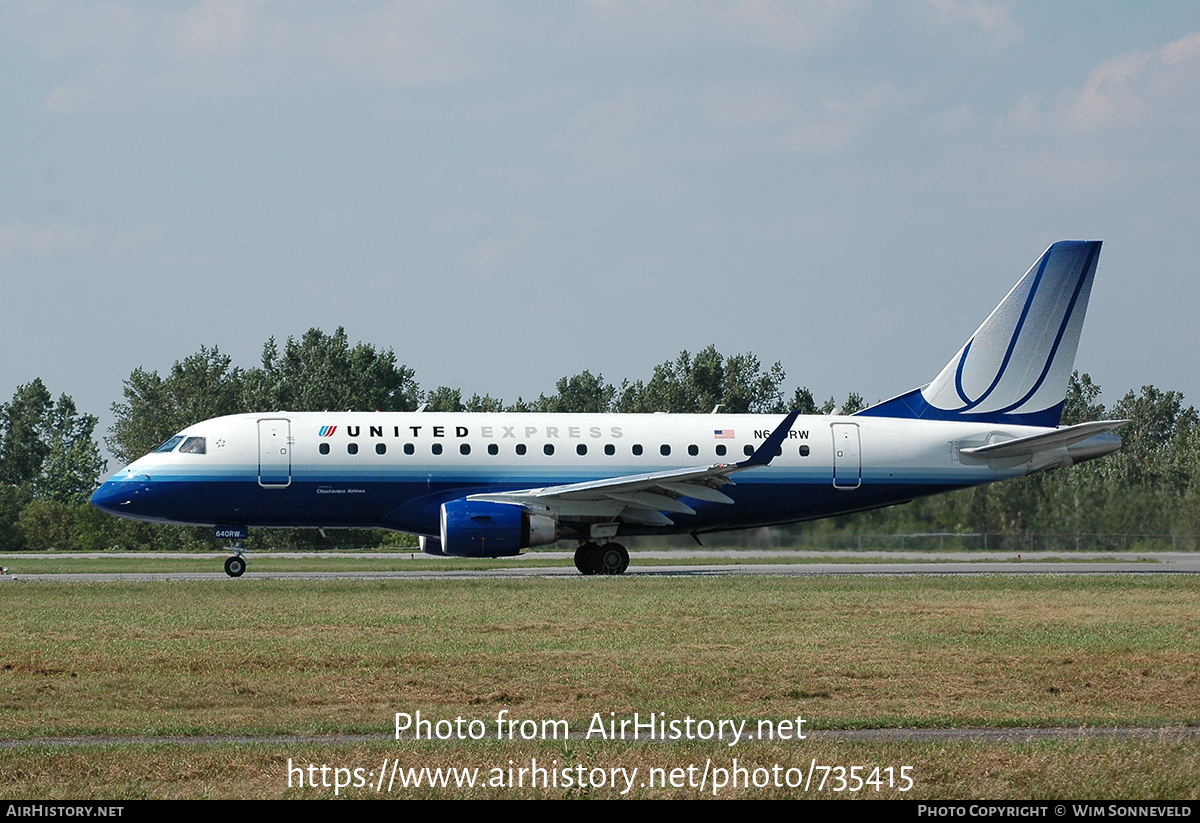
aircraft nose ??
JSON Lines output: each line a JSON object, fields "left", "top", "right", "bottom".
{"left": 90, "top": 474, "right": 151, "bottom": 515}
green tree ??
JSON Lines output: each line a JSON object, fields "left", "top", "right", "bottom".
{"left": 464, "top": 393, "right": 504, "bottom": 412}
{"left": 18, "top": 498, "right": 79, "bottom": 551}
{"left": 1061, "top": 371, "right": 1106, "bottom": 426}
{"left": 423, "top": 386, "right": 464, "bottom": 412}
{"left": 36, "top": 394, "right": 107, "bottom": 504}
{"left": 108, "top": 346, "right": 245, "bottom": 464}
{"left": 788, "top": 387, "right": 836, "bottom": 415}
{"left": 0, "top": 379, "right": 53, "bottom": 486}
{"left": 0, "top": 484, "right": 33, "bottom": 551}
{"left": 0, "top": 381, "right": 106, "bottom": 550}
{"left": 1107, "top": 385, "right": 1198, "bottom": 488}
{"left": 1, "top": 381, "right": 105, "bottom": 502}
{"left": 532, "top": 371, "right": 616, "bottom": 413}
{"left": 421, "top": 387, "right": 505, "bottom": 413}
{"left": 617, "top": 346, "right": 785, "bottom": 414}
{"left": 250, "top": 327, "right": 419, "bottom": 413}
{"left": 839, "top": 392, "right": 866, "bottom": 415}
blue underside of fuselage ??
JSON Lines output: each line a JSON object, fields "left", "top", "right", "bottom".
{"left": 92, "top": 470, "right": 973, "bottom": 537}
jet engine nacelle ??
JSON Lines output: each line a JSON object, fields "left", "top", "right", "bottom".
{"left": 439, "top": 499, "right": 558, "bottom": 557}
{"left": 419, "top": 535, "right": 448, "bottom": 556}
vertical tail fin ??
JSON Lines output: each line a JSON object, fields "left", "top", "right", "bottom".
{"left": 857, "top": 240, "right": 1102, "bottom": 427}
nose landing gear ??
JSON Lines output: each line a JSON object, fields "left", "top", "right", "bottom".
{"left": 216, "top": 526, "right": 250, "bottom": 577}
{"left": 224, "top": 554, "right": 247, "bottom": 577}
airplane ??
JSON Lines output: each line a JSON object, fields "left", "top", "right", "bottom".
{"left": 91, "top": 240, "right": 1124, "bottom": 577}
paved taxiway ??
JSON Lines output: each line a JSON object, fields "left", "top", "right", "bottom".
{"left": 3, "top": 551, "right": 1198, "bottom": 582}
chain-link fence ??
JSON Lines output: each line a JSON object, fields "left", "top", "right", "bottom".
{"left": 630, "top": 530, "right": 1200, "bottom": 552}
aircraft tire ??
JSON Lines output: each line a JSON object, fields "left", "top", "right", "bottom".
{"left": 598, "top": 543, "right": 629, "bottom": 575}
{"left": 224, "top": 556, "right": 246, "bottom": 578}
{"left": 574, "top": 544, "right": 598, "bottom": 575}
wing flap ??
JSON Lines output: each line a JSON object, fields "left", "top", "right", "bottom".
{"left": 655, "top": 481, "right": 735, "bottom": 505}
{"left": 607, "top": 492, "right": 697, "bottom": 515}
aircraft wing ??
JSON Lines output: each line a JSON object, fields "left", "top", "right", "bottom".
{"left": 467, "top": 410, "right": 801, "bottom": 526}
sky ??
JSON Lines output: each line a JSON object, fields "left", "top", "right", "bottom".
{"left": 2, "top": 1, "right": 1198, "bottom": 449}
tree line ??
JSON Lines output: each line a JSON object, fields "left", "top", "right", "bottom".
{"left": 1, "top": 327, "right": 1196, "bottom": 551}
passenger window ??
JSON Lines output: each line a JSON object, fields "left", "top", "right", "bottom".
{"left": 488, "top": 444, "right": 498, "bottom": 455}
{"left": 154, "top": 436, "right": 184, "bottom": 453}
{"left": 604, "top": 444, "right": 615, "bottom": 456}
{"left": 460, "top": 444, "right": 471, "bottom": 455}
{"left": 687, "top": 444, "right": 698, "bottom": 457}
{"left": 404, "top": 443, "right": 415, "bottom": 455}
{"left": 348, "top": 443, "right": 359, "bottom": 455}
{"left": 179, "top": 437, "right": 206, "bottom": 455}
{"left": 716, "top": 444, "right": 727, "bottom": 457}
{"left": 319, "top": 443, "right": 330, "bottom": 455}
{"left": 660, "top": 444, "right": 671, "bottom": 456}
{"left": 743, "top": 444, "right": 753, "bottom": 456}
{"left": 516, "top": 444, "right": 527, "bottom": 456}
{"left": 432, "top": 443, "right": 443, "bottom": 455}
{"left": 633, "top": 444, "right": 643, "bottom": 456}
{"left": 799, "top": 445, "right": 811, "bottom": 457}
{"left": 576, "top": 444, "right": 587, "bottom": 456}
{"left": 544, "top": 444, "right": 555, "bottom": 456}
{"left": 376, "top": 443, "right": 386, "bottom": 455}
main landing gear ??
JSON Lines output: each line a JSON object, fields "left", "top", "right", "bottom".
{"left": 574, "top": 542, "right": 629, "bottom": 576}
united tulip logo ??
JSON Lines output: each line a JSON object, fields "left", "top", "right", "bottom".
{"left": 318, "top": 426, "right": 337, "bottom": 437}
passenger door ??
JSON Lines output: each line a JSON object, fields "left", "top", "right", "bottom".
{"left": 258, "top": 418, "right": 292, "bottom": 488}
{"left": 831, "top": 422, "right": 861, "bottom": 490}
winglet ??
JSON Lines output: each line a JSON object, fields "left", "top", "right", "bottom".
{"left": 737, "top": 410, "right": 802, "bottom": 468}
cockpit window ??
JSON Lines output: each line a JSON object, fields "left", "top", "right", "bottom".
{"left": 179, "top": 437, "right": 207, "bottom": 455}
{"left": 154, "top": 436, "right": 185, "bottom": 453}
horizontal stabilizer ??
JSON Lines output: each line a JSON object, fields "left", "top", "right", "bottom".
{"left": 959, "top": 420, "right": 1127, "bottom": 459}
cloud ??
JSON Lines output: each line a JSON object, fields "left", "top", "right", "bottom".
{"left": 700, "top": 79, "right": 911, "bottom": 155}
{"left": 0, "top": 222, "right": 163, "bottom": 259}
{"left": 1066, "top": 31, "right": 1200, "bottom": 131}
{"left": 925, "top": 0, "right": 1022, "bottom": 49}
{"left": 2, "top": 1, "right": 500, "bottom": 113}
{"left": 893, "top": 31, "right": 1200, "bottom": 215}
{"left": 3, "top": 1, "right": 869, "bottom": 115}
{"left": 700, "top": 82, "right": 799, "bottom": 130}
{"left": 175, "top": 0, "right": 251, "bottom": 60}
{"left": 578, "top": 0, "right": 856, "bottom": 54}
{"left": 422, "top": 209, "right": 547, "bottom": 273}
{"left": 773, "top": 84, "right": 898, "bottom": 154}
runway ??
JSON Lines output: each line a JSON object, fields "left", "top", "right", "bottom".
{"left": 3, "top": 551, "right": 1198, "bottom": 582}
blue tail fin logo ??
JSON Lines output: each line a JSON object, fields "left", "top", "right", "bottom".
{"left": 858, "top": 240, "right": 1102, "bottom": 428}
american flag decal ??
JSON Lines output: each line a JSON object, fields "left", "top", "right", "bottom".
{"left": 713, "top": 429, "right": 734, "bottom": 439}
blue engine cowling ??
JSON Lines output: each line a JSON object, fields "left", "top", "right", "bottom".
{"left": 439, "top": 499, "right": 558, "bottom": 557}
{"left": 419, "top": 535, "right": 448, "bottom": 556}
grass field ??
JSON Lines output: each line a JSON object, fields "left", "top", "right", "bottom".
{"left": 2, "top": 572, "right": 1198, "bottom": 798}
